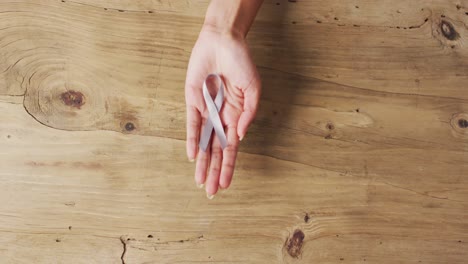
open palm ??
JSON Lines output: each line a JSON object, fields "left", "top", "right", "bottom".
{"left": 185, "top": 26, "right": 261, "bottom": 198}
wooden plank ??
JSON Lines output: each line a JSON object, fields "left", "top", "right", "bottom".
{"left": 0, "top": 0, "right": 467, "bottom": 263}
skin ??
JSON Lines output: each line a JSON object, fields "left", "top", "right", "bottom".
{"left": 185, "top": 0, "right": 264, "bottom": 198}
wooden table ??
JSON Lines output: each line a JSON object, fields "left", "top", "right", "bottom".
{"left": 1, "top": 0, "right": 467, "bottom": 263}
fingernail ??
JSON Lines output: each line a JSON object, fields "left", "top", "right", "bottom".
{"left": 219, "top": 185, "right": 227, "bottom": 193}
{"left": 240, "top": 132, "right": 246, "bottom": 141}
{"left": 189, "top": 158, "right": 195, "bottom": 162}
{"left": 197, "top": 183, "right": 204, "bottom": 189}
{"left": 206, "top": 193, "right": 215, "bottom": 200}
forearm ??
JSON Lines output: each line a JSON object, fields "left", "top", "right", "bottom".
{"left": 203, "top": 0, "right": 263, "bottom": 38}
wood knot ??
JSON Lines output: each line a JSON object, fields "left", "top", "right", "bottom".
{"left": 125, "top": 122, "right": 135, "bottom": 131}
{"left": 440, "top": 20, "right": 460, "bottom": 40}
{"left": 450, "top": 113, "right": 468, "bottom": 139}
{"left": 60, "top": 91, "right": 84, "bottom": 109}
{"left": 459, "top": 119, "right": 468, "bottom": 128}
{"left": 285, "top": 229, "right": 305, "bottom": 258}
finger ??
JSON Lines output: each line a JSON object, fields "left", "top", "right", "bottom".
{"left": 186, "top": 106, "right": 201, "bottom": 161}
{"left": 205, "top": 136, "right": 222, "bottom": 197}
{"left": 237, "top": 78, "right": 261, "bottom": 140}
{"left": 195, "top": 144, "right": 210, "bottom": 188}
{"left": 219, "top": 125, "right": 239, "bottom": 189}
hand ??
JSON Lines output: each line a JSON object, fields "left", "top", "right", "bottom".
{"left": 185, "top": 25, "right": 261, "bottom": 198}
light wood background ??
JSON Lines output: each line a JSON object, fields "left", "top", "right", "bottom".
{"left": 1, "top": 0, "right": 468, "bottom": 263}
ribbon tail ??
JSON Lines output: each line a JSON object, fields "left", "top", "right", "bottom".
{"left": 199, "top": 118, "right": 213, "bottom": 152}
{"left": 210, "top": 110, "right": 227, "bottom": 149}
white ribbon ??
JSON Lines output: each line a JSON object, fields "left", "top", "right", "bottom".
{"left": 199, "top": 74, "right": 227, "bottom": 152}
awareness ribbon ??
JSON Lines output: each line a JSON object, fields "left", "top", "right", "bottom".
{"left": 199, "top": 74, "right": 227, "bottom": 152}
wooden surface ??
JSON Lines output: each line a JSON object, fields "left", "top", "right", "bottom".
{"left": 1, "top": 0, "right": 468, "bottom": 263}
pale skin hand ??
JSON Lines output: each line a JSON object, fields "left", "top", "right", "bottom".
{"left": 185, "top": 0, "right": 263, "bottom": 198}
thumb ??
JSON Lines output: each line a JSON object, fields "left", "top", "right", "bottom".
{"left": 237, "top": 78, "right": 261, "bottom": 141}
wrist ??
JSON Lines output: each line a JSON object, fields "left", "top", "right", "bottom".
{"left": 203, "top": 0, "right": 263, "bottom": 39}
{"left": 201, "top": 20, "right": 244, "bottom": 40}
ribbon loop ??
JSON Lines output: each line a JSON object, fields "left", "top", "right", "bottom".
{"left": 199, "top": 74, "right": 227, "bottom": 152}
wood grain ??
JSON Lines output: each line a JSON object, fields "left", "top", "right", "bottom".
{"left": 0, "top": 0, "right": 467, "bottom": 263}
